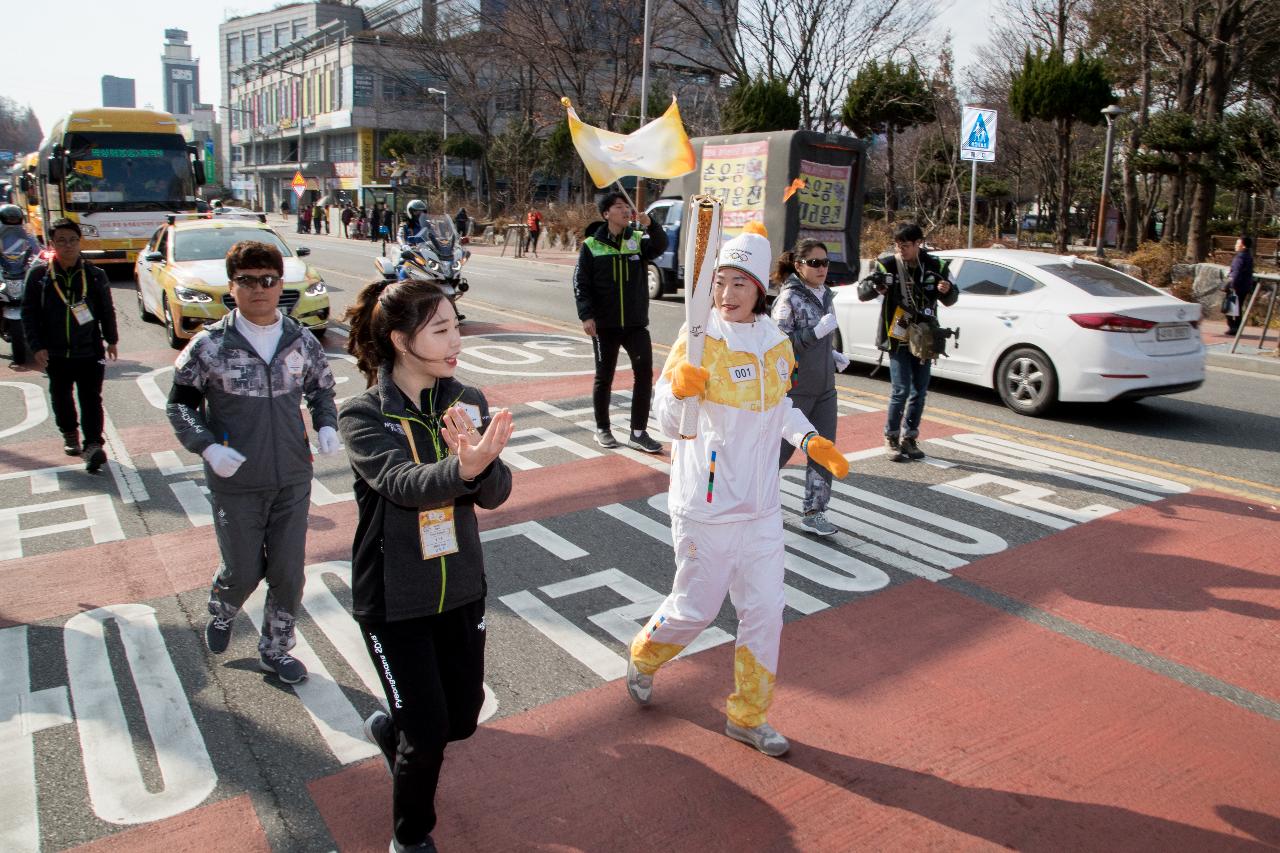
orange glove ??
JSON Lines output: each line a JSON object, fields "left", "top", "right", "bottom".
{"left": 804, "top": 434, "right": 849, "bottom": 479}
{"left": 670, "top": 361, "right": 711, "bottom": 400}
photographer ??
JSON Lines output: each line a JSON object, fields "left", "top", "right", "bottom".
{"left": 857, "top": 222, "right": 956, "bottom": 462}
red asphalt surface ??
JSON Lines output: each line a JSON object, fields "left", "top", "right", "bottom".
{"left": 3, "top": 315, "right": 1274, "bottom": 851}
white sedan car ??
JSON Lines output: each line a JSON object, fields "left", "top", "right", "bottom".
{"left": 832, "top": 249, "right": 1206, "bottom": 416}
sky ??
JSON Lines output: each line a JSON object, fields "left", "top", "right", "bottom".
{"left": 10, "top": 0, "right": 997, "bottom": 137}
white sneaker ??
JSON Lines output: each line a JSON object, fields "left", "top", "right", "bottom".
{"left": 725, "top": 720, "right": 790, "bottom": 756}
{"left": 625, "top": 658, "right": 653, "bottom": 705}
{"left": 800, "top": 511, "right": 837, "bottom": 536}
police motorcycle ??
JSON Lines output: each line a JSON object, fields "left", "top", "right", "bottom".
{"left": 373, "top": 200, "right": 471, "bottom": 300}
{"left": 0, "top": 204, "right": 40, "bottom": 364}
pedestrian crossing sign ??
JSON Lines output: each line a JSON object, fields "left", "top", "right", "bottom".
{"left": 292, "top": 170, "right": 306, "bottom": 199}
{"left": 960, "top": 107, "right": 998, "bottom": 162}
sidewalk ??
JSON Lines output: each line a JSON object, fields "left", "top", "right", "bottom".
{"left": 1198, "top": 318, "right": 1280, "bottom": 376}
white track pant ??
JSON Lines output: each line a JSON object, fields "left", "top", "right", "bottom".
{"left": 630, "top": 512, "right": 785, "bottom": 728}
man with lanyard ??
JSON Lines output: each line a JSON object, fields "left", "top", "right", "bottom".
{"left": 572, "top": 191, "right": 668, "bottom": 453}
{"left": 857, "top": 221, "right": 956, "bottom": 462}
{"left": 167, "top": 240, "right": 340, "bottom": 684}
{"left": 21, "top": 218, "right": 119, "bottom": 472}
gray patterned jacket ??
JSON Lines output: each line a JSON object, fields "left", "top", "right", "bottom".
{"left": 771, "top": 274, "right": 836, "bottom": 399}
{"left": 167, "top": 311, "right": 338, "bottom": 493}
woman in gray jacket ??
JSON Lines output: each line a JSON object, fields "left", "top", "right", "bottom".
{"left": 770, "top": 238, "right": 845, "bottom": 537}
{"left": 339, "top": 278, "right": 514, "bottom": 853}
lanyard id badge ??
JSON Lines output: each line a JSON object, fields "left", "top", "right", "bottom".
{"left": 417, "top": 506, "right": 459, "bottom": 559}
{"left": 72, "top": 302, "right": 94, "bottom": 326}
{"left": 398, "top": 416, "right": 459, "bottom": 560}
{"left": 889, "top": 306, "right": 909, "bottom": 341}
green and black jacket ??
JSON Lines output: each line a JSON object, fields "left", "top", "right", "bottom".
{"left": 856, "top": 251, "right": 957, "bottom": 352}
{"left": 339, "top": 367, "right": 512, "bottom": 622}
{"left": 572, "top": 219, "right": 667, "bottom": 329}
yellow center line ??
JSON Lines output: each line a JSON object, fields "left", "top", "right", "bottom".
{"left": 461, "top": 297, "right": 1280, "bottom": 505}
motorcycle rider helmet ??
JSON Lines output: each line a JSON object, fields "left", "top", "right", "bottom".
{"left": 405, "top": 199, "right": 427, "bottom": 218}
{"left": 0, "top": 204, "right": 23, "bottom": 226}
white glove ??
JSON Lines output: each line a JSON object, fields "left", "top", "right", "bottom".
{"left": 833, "top": 350, "right": 850, "bottom": 372}
{"left": 317, "top": 425, "right": 342, "bottom": 455}
{"left": 814, "top": 313, "right": 838, "bottom": 339}
{"left": 202, "top": 444, "right": 246, "bottom": 479}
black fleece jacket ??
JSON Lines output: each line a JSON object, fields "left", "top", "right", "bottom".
{"left": 339, "top": 367, "right": 512, "bottom": 622}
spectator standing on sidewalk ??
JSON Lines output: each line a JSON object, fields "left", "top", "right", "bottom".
{"left": 21, "top": 218, "right": 119, "bottom": 472}
{"left": 771, "top": 238, "right": 843, "bottom": 536}
{"left": 1223, "top": 236, "right": 1255, "bottom": 336}
{"left": 626, "top": 223, "right": 850, "bottom": 757}
{"left": 341, "top": 204, "right": 354, "bottom": 239}
{"left": 858, "top": 222, "right": 956, "bottom": 462}
{"left": 340, "top": 279, "right": 514, "bottom": 853}
{"left": 167, "top": 240, "right": 340, "bottom": 685}
{"left": 572, "top": 191, "right": 668, "bottom": 453}
{"left": 298, "top": 204, "right": 312, "bottom": 234}
{"left": 454, "top": 207, "right": 470, "bottom": 238}
{"left": 524, "top": 207, "right": 543, "bottom": 256}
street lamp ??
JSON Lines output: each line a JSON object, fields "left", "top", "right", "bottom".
{"left": 428, "top": 87, "right": 448, "bottom": 188}
{"left": 1095, "top": 104, "right": 1130, "bottom": 258}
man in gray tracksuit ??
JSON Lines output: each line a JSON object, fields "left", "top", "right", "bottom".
{"left": 167, "top": 241, "right": 338, "bottom": 684}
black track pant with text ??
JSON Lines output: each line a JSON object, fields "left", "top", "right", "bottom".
{"left": 592, "top": 325, "right": 653, "bottom": 432}
{"left": 358, "top": 598, "right": 487, "bottom": 844}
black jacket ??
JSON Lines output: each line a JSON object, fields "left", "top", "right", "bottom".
{"left": 857, "top": 251, "right": 957, "bottom": 351}
{"left": 572, "top": 220, "right": 667, "bottom": 329}
{"left": 339, "top": 367, "right": 512, "bottom": 623}
{"left": 22, "top": 259, "right": 118, "bottom": 359}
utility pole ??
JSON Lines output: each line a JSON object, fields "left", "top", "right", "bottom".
{"left": 634, "top": 0, "right": 652, "bottom": 214}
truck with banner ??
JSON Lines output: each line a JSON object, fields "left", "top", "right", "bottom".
{"left": 32, "top": 108, "right": 206, "bottom": 264}
{"left": 644, "top": 129, "right": 868, "bottom": 300}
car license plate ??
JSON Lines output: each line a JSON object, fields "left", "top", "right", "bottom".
{"left": 1156, "top": 325, "right": 1191, "bottom": 341}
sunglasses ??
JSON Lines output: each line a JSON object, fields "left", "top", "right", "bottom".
{"left": 231, "top": 273, "right": 282, "bottom": 289}
{"left": 799, "top": 258, "right": 830, "bottom": 268}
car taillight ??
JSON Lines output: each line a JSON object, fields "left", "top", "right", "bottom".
{"left": 1069, "top": 313, "right": 1157, "bottom": 333}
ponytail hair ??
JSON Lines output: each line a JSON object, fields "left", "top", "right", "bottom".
{"left": 343, "top": 279, "right": 452, "bottom": 386}
{"left": 771, "top": 237, "right": 828, "bottom": 283}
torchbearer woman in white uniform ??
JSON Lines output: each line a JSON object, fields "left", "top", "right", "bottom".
{"left": 626, "top": 222, "right": 851, "bottom": 756}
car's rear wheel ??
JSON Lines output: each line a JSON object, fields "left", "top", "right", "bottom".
{"left": 647, "top": 263, "right": 664, "bottom": 300}
{"left": 162, "top": 296, "right": 185, "bottom": 350}
{"left": 135, "top": 277, "right": 159, "bottom": 323}
{"left": 996, "top": 347, "right": 1056, "bottom": 416}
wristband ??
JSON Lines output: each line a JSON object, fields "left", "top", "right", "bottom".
{"left": 801, "top": 431, "right": 817, "bottom": 453}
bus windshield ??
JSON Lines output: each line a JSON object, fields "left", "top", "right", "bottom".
{"left": 62, "top": 132, "right": 195, "bottom": 211}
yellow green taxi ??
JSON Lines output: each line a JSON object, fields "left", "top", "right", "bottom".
{"left": 133, "top": 213, "right": 329, "bottom": 348}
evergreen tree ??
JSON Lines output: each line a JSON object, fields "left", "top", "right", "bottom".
{"left": 841, "top": 60, "right": 936, "bottom": 221}
{"left": 721, "top": 77, "right": 801, "bottom": 134}
{"left": 1008, "top": 50, "right": 1112, "bottom": 253}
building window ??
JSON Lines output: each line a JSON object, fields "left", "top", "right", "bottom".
{"left": 329, "top": 132, "right": 356, "bottom": 161}
{"left": 244, "top": 33, "right": 257, "bottom": 61}
{"left": 232, "top": 146, "right": 244, "bottom": 164}
{"left": 304, "top": 136, "right": 322, "bottom": 161}
{"left": 293, "top": 19, "right": 308, "bottom": 40}
{"left": 227, "top": 35, "right": 242, "bottom": 67}
{"left": 260, "top": 26, "right": 274, "bottom": 54}
{"left": 276, "top": 24, "right": 291, "bottom": 48}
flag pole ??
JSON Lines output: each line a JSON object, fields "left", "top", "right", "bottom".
{"left": 613, "top": 180, "right": 639, "bottom": 217}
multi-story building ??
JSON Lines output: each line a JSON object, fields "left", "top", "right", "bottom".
{"left": 161, "top": 29, "right": 200, "bottom": 119}
{"left": 101, "top": 76, "right": 136, "bottom": 109}
{"left": 218, "top": 2, "right": 367, "bottom": 198}
{"left": 179, "top": 103, "right": 221, "bottom": 190}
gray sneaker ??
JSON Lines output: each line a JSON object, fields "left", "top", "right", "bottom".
{"left": 626, "top": 431, "right": 663, "bottom": 454}
{"left": 83, "top": 443, "right": 107, "bottom": 473}
{"left": 363, "top": 711, "right": 396, "bottom": 776}
{"left": 725, "top": 720, "right": 790, "bottom": 757}
{"left": 625, "top": 658, "right": 653, "bottom": 705}
{"left": 594, "top": 429, "right": 619, "bottom": 449}
{"left": 259, "top": 651, "right": 307, "bottom": 684}
{"left": 205, "top": 614, "right": 233, "bottom": 653}
{"left": 800, "top": 511, "right": 837, "bottom": 536}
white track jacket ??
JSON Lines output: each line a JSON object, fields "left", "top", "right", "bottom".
{"left": 656, "top": 311, "right": 817, "bottom": 524}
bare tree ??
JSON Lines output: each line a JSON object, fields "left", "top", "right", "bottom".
{"left": 667, "top": 0, "right": 928, "bottom": 130}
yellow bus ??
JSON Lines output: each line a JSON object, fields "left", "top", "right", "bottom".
{"left": 35, "top": 108, "right": 206, "bottom": 264}
{"left": 9, "top": 153, "right": 43, "bottom": 239}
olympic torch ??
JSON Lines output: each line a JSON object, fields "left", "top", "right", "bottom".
{"left": 676, "top": 195, "right": 722, "bottom": 439}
